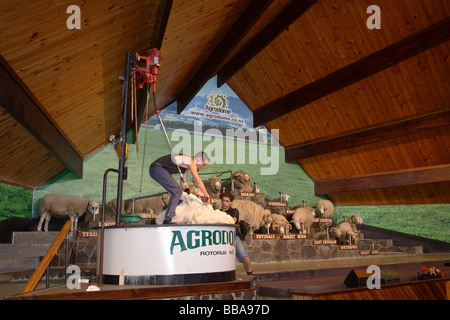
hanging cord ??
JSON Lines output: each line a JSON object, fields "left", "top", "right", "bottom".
{"left": 138, "top": 86, "right": 150, "bottom": 192}
{"left": 152, "top": 89, "right": 187, "bottom": 188}
{"left": 131, "top": 69, "right": 139, "bottom": 155}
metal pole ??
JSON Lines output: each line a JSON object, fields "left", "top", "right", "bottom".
{"left": 65, "top": 234, "right": 69, "bottom": 284}
{"left": 99, "top": 168, "right": 119, "bottom": 286}
{"left": 116, "top": 51, "right": 134, "bottom": 225}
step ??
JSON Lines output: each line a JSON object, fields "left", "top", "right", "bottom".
{"left": 12, "top": 231, "right": 59, "bottom": 244}
{"left": 0, "top": 243, "right": 51, "bottom": 258}
{"left": 0, "top": 257, "right": 40, "bottom": 274}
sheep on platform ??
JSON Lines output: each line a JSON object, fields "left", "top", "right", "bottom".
{"left": 167, "top": 193, "right": 234, "bottom": 225}
{"left": 222, "top": 170, "right": 253, "bottom": 193}
{"left": 124, "top": 193, "right": 170, "bottom": 214}
{"left": 271, "top": 213, "right": 292, "bottom": 234}
{"left": 291, "top": 207, "right": 315, "bottom": 234}
{"left": 329, "top": 222, "right": 359, "bottom": 245}
{"left": 203, "top": 176, "right": 222, "bottom": 199}
{"left": 37, "top": 194, "right": 99, "bottom": 232}
{"left": 315, "top": 199, "right": 334, "bottom": 219}
{"left": 269, "top": 193, "right": 290, "bottom": 215}
{"left": 343, "top": 213, "right": 363, "bottom": 225}
{"left": 252, "top": 182, "right": 261, "bottom": 193}
{"left": 232, "top": 199, "right": 273, "bottom": 234}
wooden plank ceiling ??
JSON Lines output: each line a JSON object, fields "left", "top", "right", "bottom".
{"left": 0, "top": 0, "right": 448, "bottom": 206}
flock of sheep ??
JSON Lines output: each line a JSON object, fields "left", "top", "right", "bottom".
{"left": 37, "top": 170, "right": 363, "bottom": 245}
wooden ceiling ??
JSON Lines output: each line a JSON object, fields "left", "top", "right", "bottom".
{"left": 0, "top": 0, "right": 448, "bottom": 206}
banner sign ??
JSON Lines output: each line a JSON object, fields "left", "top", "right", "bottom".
{"left": 100, "top": 225, "right": 236, "bottom": 276}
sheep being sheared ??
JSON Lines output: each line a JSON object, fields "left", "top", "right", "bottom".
{"left": 291, "top": 207, "right": 315, "bottom": 234}
{"left": 271, "top": 213, "right": 292, "bottom": 234}
{"left": 232, "top": 199, "right": 272, "bottom": 234}
{"left": 37, "top": 194, "right": 99, "bottom": 232}
{"left": 329, "top": 222, "right": 359, "bottom": 245}
{"left": 166, "top": 193, "right": 234, "bottom": 225}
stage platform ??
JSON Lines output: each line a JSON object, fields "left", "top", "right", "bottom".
{"left": 4, "top": 253, "right": 449, "bottom": 300}
{"left": 247, "top": 253, "right": 450, "bottom": 299}
{"left": 5, "top": 274, "right": 258, "bottom": 300}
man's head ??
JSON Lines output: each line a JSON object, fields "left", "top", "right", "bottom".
{"left": 193, "top": 151, "right": 210, "bottom": 168}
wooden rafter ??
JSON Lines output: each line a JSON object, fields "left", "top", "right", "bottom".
{"left": 0, "top": 55, "right": 83, "bottom": 179}
{"left": 253, "top": 17, "right": 450, "bottom": 127}
{"left": 133, "top": 0, "right": 173, "bottom": 141}
{"left": 314, "top": 164, "right": 450, "bottom": 195}
{"left": 216, "top": 0, "right": 317, "bottom": 88}
{"left": 176, "top": 0, "right": 275, "bottom": 114}
{"left": 285, "top": 108, "right": 450, "bottom": 161}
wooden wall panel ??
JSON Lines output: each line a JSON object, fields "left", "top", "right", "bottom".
{"left": 0, "top": 0, "right": 159, "bottom": 156}
{"left": 0, "top": 106, "right": 65, "bottom": 189}
{"left": 264, "top": 42, "right": 450, "bottom": 146}
{"left": 328, "top": 182, "right": 450, "bottom": 205}
{"left": 293, "top": 278, "right": 449, "bottom": 300}
{"left": 155, "top": 0, "right": 251, "bottom": 113}
{"left": 228, "top": 0, "right": 450, "bottom": 113}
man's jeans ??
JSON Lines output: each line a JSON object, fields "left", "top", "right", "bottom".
{"left": 149, "top": 165, "right": 182, "bottom": 220}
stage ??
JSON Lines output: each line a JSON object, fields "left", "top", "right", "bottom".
{"left": 251, "top": 253, "right": 450, "bottom": 299}
{"left": 5, "top": 252, "right": 449, "bottom": 300}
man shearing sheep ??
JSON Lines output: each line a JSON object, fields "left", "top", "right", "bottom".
{"left": 150, "top": 151, "right": 211, "bottom": 225}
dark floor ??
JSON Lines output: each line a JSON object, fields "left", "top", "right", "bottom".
{"left": 234, "top": 253, "right": 450, "bottom": 298}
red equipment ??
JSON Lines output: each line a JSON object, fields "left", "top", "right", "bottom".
{"left": 135, "top": 48, "right": 161, "bottom": 91}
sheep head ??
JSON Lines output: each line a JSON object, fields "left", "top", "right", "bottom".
{"left": 88, "top": 201, "right": 99, "bottom": 221}
{"left": 208, "top": 176, "right": 222, "bottom": 192}
{"left": 352, "top": 214, "right": 363, "bottom": 224}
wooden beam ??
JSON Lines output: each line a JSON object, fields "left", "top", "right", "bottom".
{"left": 217, "top": 0, "right": 317, "bottom": 88}
{"left": 253, "top": 17, "right": 450, "bottom": 127}
{"left": 151, "top": 0, "right": 173, "bottom": 50}
{"left": 0, "top": 55, "right": 83, "bottom": 178}
{"left": 285, "top": 108, "right": 450, "bottom": 161}
{"left": 314, "top": 164, "right": 450, "bottom": 195}
{"left": 176, "top": 0, "right": 275, "bottom": 114}
{"left": 132, "top": 0, "right": 173, "bottom": 142}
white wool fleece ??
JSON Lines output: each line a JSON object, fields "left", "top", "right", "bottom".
{"left": 169, "top": 193, "right": 234, "bottom": 225}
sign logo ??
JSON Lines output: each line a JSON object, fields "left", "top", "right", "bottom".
{"left": 204, "top": 91, "right": 231, "bottom": 114}
{"left": 170, "top": 229, "right": 235, "bottom": 255}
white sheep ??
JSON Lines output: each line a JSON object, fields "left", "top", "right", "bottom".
{"left": 222, "top": 170, "right": 253, "bottom": 192}
{"left": 124, "top": 193, "right": 170, "bottom": 214}
{"left": 203, "top": 176, "right": 222, "bottom": 199}
{"left": 271, "top": 213, "right": 292, "bottom": 234}
{"left": 315, "top": 199, "right": 334, "bottom": 219}
{"left": 270, "top": 193, "right": 291, "bottom": 215}
{"left": 329, "top": 222, "right": 359, "bottom": 245}
{"left": 291, "top": 207, "right": 315, "bottom": 234}
{"left": 232, "top": 199, "right": 273, "bottom": 234}
{"left": 252, "top": 182, "right": 261, "bottom": 193}
{"left": 167, "top": 193, "right": 235, "bottom": 225}
{"left": 344, "top": 213, "right": 363, "bottom": 225}
{"left": 37, "top": 194, "right": 99, "bottom": 232}
{"left": 272, "top": 193, "right": 290, "bottom": 203}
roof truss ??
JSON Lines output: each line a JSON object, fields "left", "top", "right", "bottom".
{"left": 253, "top": 17, "right": 450, "bottom": 127}
{"left": 176, "top": 0, "right": 275, "bottom": 114}
{"left": 0, "top": 55, "right": 83, "bottom": 179}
